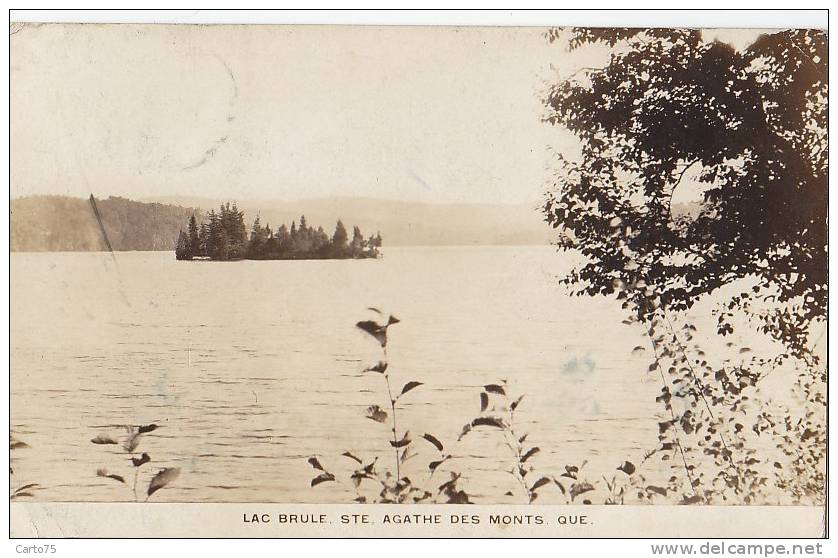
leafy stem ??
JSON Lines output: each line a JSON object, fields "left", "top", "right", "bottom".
{"left": 382, "top": 362, "right": 401, "bottom": 480}
{"left": 641, "top": 311, "right": 698, "bottom": 498}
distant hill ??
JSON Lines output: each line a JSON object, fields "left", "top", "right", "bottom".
{"left": 10, "top": 195, "right": 552, "bottom": 252}
{"left": 144, "top": 196, "right": 552, "bottom": 247}
{"left": 11, "top": 195, "right": 201, "bottom": 252}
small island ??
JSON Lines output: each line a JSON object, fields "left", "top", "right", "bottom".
{"left": 175, "top": 202, "right": 382, "bottom": 261}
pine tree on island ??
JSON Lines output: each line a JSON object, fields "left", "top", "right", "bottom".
{"left": 175, "top": 206, "right": 382, "bottom": 261}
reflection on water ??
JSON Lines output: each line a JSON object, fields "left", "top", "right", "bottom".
{"left": 11, "top": 247, "right": 757, "bottom": 503}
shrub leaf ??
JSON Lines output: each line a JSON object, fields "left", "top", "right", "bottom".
{"left": 400, "top": 381, "right": 423, "bottom": 396}
{"left": 521, "top": 447, "right": 540, "bottom": 463}
{"left": 311, "top": 472, "right": 336, "bottom": 487}
{"left": 422, "top": 433, "right": 444, "bottom": 452}
{"left": 91, "top": 434, "right": 118, "bottom": 445}
{"left": 471, "top": 417, "right": 505, "bottom": 429}
{"left": 341, "top": 452, "right": 363, "bottom": 464}
{"left": 147, "top": 467, "right": 180, "bottom": 497}
{"left": 617, "top": 461, "right": 636, "bottom": 475}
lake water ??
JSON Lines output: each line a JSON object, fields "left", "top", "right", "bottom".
{"left": 10, "top": 247, "right": 794, "bottom": 503}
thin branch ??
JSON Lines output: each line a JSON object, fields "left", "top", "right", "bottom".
{"left": 641, "top": 305, "right": 698, "bottom": 497}
{"left": 662, "top": 312, "right": 745, "bottom": 492}
{"left": 382, "top": 345, "right": 400, "bottom": 481}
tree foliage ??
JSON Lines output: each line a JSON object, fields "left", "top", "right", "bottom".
{"left": 542, "top": 28, "right": 827, "bottom": 358}
{"left": 177, "top": 205, "right": 381, "bottom": 261}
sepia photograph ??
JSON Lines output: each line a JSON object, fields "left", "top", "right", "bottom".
{"left": 8, "top": 10, "right": 828, "bottom": 539}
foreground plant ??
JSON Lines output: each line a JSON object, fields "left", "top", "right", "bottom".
{"left": 459, "top": 381, "right": 622, "bottom": 504}
{"left": 91, "top": 423, "right": 180, "bottom": 502}
{"left": 308, "top": 310, "right": 469, "bottom": 503}
{"left": 10, "top": 433, "right": 41, "bottom": 500}
{"left": 601, "top": 276, "right": 824, "bottom": 505}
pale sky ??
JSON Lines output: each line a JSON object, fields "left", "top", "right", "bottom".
{"left": 10, "top": 25, "right": 765, "bottom": 205}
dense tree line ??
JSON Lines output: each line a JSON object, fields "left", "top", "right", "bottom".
{"left": 11, "top": 195, "right": 199, "bottom": 252}
{"left": 175, "top": 202, "right": 382, "bottom": 261}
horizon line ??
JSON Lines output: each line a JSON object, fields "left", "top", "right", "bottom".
{"left": 11, "top": 193, "right": 546, "bottom": 208}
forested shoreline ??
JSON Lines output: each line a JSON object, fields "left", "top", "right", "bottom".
{"left": 11, "top": 195, "right": 199, "bottom": 252}
{"left": 175, "top": 202, "right": 382, "bottom": 261}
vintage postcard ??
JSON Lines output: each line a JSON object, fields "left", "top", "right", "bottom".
{"left": 9, "top": 19, "right": 827, "bottom": 538}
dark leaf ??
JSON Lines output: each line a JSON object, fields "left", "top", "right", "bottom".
{"left": 480, "top": 392, "right": 489, "bottom": 412}
{"left": 310, "top": 472, "right": 336, "bottom": 487}
{"left": 422, "top": 433, "right": 443, "bottom": 452}
{"left": 471, "top": 417, "right": 505, "bottom": 429}
{"left": 521, "top": 447, "right": 540, "bottom": 463}
{"left": 646, "top": 485, "right": 668, "bottom": 497}
{"left": 91, "top": 434, "right": 118, "bottom": 445}
{"left": 510, "top": 395, "right": 525, "bottom": 411}
{"left": 10, "top": 492, "right": 34, "bottom": 499}
{"left": 138, "top": 424, "right": 159, "bottom": 434}
{"left": 365, "top": 361, "right": 388, "bottom": 374}
{"left": 356, "top": 320, "right": 382, "bottom": 335}
{"left": 308, "top": 457, "right": 325, "bottom": 471}
{"left": 428, "top": 457, "right": 449, "bottom": 472}
{"left": 97, "top": 468, "right": 125, "bottom": 484}
{"left": 617, "top": 461, "right": 636, "bottom": 475}
{"left": 356, "top": 320, "right": 387, "bottom": 346}
{"left": 446, "top": 490, "right": 471, "bottom": 504}
{"left": 147, "top": 468, "right": 180, "bottom": 497}
{"left": 131, "top": 453, "right": 151, "bottom": 467}
{"left": 365, "top": 405, "right": 388, "bottom": 423}
{"left": 400, "top": 381, "right": 423, "bottom": 396}
{"left": 389, "top": 432, "right": 411, "bottom": 448}
{"left": 341, "top": 451, "right": 363, "bottom": 464}
{"left": 484, "top": 384, "right": 506, "bottom": 395}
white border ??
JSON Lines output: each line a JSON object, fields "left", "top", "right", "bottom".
{"left": 3, "top": 6, "right": 832, "bottom": 558}
{"left": 6, "top": 9, "right": 829, "bottom": 29}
